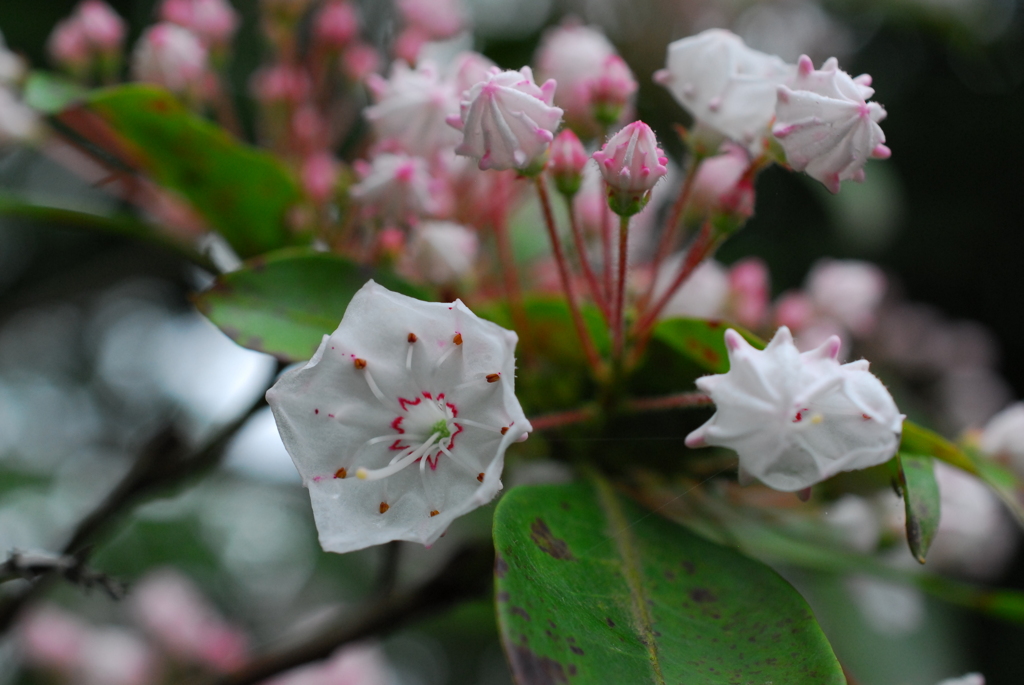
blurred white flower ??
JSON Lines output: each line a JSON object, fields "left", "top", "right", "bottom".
{"left": 0, "top": 31, "right": 27, "bottom": 86}
{"left": 351, "top": 153, "right": 438, "bottom": 220}
{"left": 448, "top": 66, "right": 563, "bottom": 171}
{"left": 980, "top": 402, "right": 1024, "bottom": 475}
{"left": 364, "top": 61, "right": 461, "bottom": 156}
{"left": 687, "top": 327, "right": 903, "bottom": 491}
{"left": 773, "top": 55, "right": 890, "bottom": 193}
{"left": 402, "top": 220, "right": 479, "bottom": 284}
{"left": 263, "top": 643, "right": 393, "bottom": 685}
{"left": 0, "top": 88, "right": 41, "bottom": 146}
{"left": 805, "top": 259, "right": 887, "bottom": 337}
{"left": 654, "top": 256, "right": 730, "bottom": 321}
{"left": 266, "top": 281, "right": 530, "bottom": 552}
{"left": 654, "top": 29, "right": 794, "bottom": 149}
{"left": 131, "top": 23, "right": 209, "bottom": 98}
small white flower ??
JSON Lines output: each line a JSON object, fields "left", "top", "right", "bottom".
{"left": 364, "top": 60, "right": 461, "bottom": 156}
{"left": 0, "top": 87, "right": 41, "bottom": 146}
{"left": 980, "top": 402, "right": 1024, "bottom": 475}
{"left": 773, "top": 55, "right": 890, "bottom": 193}
{"left": 131, "top": 23, "right": 209, "bottom": 97}
{"left": 350, "top": 153, "right": 438, "bottom": 220}
{"left": 0, "top": 31, "right": 27, "bottom": 86}
{"left": 686, "top": 327, "right": 903, "bottom": 492}
{"left": 654, "top": 29, "right": 795, "bottom": 149}
{"left": 266, "top": 281, "right": 531, "bottom": 553}
{"left": 936, "top": 675, "right": 985, "bottom": 685}
{"left": 402, "top": 221, "right": 479, "bottom": 285}
{"left": 448, "top": 66, "right": 563, "bottom": 171}
{"left": 805, "top": 258, "right": 887, "bottom": 337}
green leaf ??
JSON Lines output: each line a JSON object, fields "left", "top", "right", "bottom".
{"left": 23, "top": 71, "right": 86, "bottom": 114}
{"left": 0, "top": 193, "right": 215, "bottom": 270}
{"left": 896, "top": 453, "right": 941, "bottom": 563}
{"left": 81, "top": 84, "right": 301, "bottom": 258}
{"left": 493, "top": 479, "right": 845, "bottom": 685}
{"left": 651, "top": 318, "right": 763, "bottom": 374}
{"left": 194, "top": 248, "right": 429, "bottom": 361}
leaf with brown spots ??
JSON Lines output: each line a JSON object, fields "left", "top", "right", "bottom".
{"left": 493, "top": 481, "right": 845, "bottom": 685}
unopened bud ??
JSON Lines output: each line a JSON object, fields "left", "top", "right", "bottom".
{"left": 548, "top": 129, "right": 587, "bottom": 197}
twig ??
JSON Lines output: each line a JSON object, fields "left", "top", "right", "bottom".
{"left": 0, "top": 390, "right": 271, "bottom": 634}
{"left": 528, "top": 392, "right": 713, "bottom": 432}
{"left": 535, "top": 176, "right": 602, "bottom": 373}
{"left": 0, "top": 551, "right": 126, "bottom": 600}
{"left": 206, "top": 543, "right": 494, "bottom": 685}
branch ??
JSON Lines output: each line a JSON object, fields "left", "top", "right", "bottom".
{"left": 0, "top": 551, "right": 126, "bottom": 600}
{"left": 528, "top": 392, "right": 713, "bottom": 431}
{"left": 0, "top": 389, "right": 271, "bottom": 633}
{"left": 206, "top": 542, "right": 495, "bottom": 685}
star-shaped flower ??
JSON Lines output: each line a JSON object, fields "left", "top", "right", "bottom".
{"left": 686, "top": 327, "right": 903, "bottom": 492}
{"left": 266, "top": 281, "right": 531, "bottom": 553}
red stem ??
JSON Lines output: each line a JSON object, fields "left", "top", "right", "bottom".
{"left": 528, "top": 392, "right": 713, "bottom": 432}
{"left": 492, "top": 211, "right": 529, "bottom": 336}
{"left": 535, "top": 177, "right": 602, "bottom": 373}
{"left": 567, "top": 201, "right": 609, "bottom": 320}
{"left": 602, "top": 204, "right": 614, "bottom": 304}
{"left": 630, "top": 221, "right": 718, "bottom": 361}
{"left": 612, "top": 214, "right": 630, "bottom": 360}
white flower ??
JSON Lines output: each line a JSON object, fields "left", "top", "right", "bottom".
{"left": 0, "top": 31, "right": 27, "bottom": 86}
{"left": 402, "top": 221, "right": 479, "bottom": 284}
{"left": 653, "top": 255, "right": 730, "bottom": 320}
{"left": 350, "top": 153, "right": 438, "bottom": 220}
{"left": 448, "top": 66, "right": 563, "bottom": 171}
{"left": 805, "top": 258, "right": 887, "bottom": 337}
{"left": 131, "top": 23, "right": 209, "bottom": 97}
{"left": 936, "top": 674, "right": 985, "bottom": 685}
{"left": 773, "top": 55, "right": 890, "bottom": 193}
{"left": 980, "top": 402, "right": 1024, "bottom": 475}
{"left": 266, "top": 281, "right": 531, "bottom": 553}
{"left": 0, "top": 87, "right": 41, "bottom": 147}
{"left": 654, "top": 29, "right": 795, "bottom": 149}
{"left": 364, "top": 60, "right": 461, "bottom": 156}
{"left": 686, "top": 327, "right": 903, "bottom": 492}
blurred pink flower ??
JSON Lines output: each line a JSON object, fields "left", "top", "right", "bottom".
{"left": 402, "top": 220, "right": 479, "bottom": 284}
{"left": 19, "top": 605, "right": 87, "bottom": 673}
{"left": 132, "top": 23, "right": 209, "bottom": 98}
{"left": 728, "top": 257, "right": 769, "bottom": 329}
{"left": 132, "top": 568, "right": 248, "bottom": 672}
{"left": 548, "top": 129, "right": 588, "bottom": 196}
{"left": 47, "top": 19, "right": 91, "bottom": 73}
{"left": 351, "top": 152, "right": 438, "bottom": 220}
{"left": 805, "top": 258, "right": 887, "bottom": 337}
{"left": 340, "top": 42, "right": 379, "bottom": 82}
{"left": 396, "top": 0, "right": 465, "bottom": 41}
{"left": 313, "top": 1, "right": 359, "bottom": 49}
{"left": 261, "top": 643, "right": 392, "bottom": 685}
{"left": 689, "top": 144, "right": 755, "bottom": 220}
{"left": 78, "top": 0, "right": 126, "bottom": 54}
{"left": 365, "top": 61, "right": 460, "bottom": 156}
{"left": 302, "top": 152, "right": 340, "bottom": 204}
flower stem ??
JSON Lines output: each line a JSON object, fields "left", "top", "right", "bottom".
{"left": 528, "top": 392, "right": 713, "bottom": 432}
{"left": 612, "top": 214, "right": 631, "bottom": 360}
{"left": 491, "top": 211, "right": 529, "bottom": 337}
{"left": 638, "top": 154, "right": 702, "bottom": 313}
{"left": 602, "top": 203, "right": 614, "bottom": 304}
{"left": 630, "top": 220, "right": 720, "bottom": 363}
{"left": 567, "top": 199, "right": 609, "bottom": 320}
{"left": 535, "top": 176, "right": 602, "bottom": 373}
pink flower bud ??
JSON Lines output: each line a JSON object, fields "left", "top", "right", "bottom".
{"left": 690, "top": 144, "right": 755, "bottom": 219}
{"left": 592, "top": 120, "right": 668, "bottom": 216}
{"left": 191, "top": 0, "right": 240, "bottom": 48}
{"left": 774, "top": 290, "right": 814, "bottom": 331}
{"left": 536, "top": 21, "right": 616, "bottom": 136}
{"left": 396, "top": 0, "right": 465, "bottom": 41}
{"left": 301, "top": 152, "right": 339, "bottom": 203}
{"left": 160, "top": 0, "right": 194, "bottom": 27}
{"left": 393, "top": 27, "right": 428, "bottom": 65}
{"left": 251, "top": 63, "right": 312, "bottom": 105}
{"left": 341, "top": 42, "right": 379, "bottom": 81}
{"left": 590, "top": 54, "right": 637, "bottom": 127}
{"left": 728, "top": 257, "right": 769, "bottom": 329}
{"left": 78, "top": 0, "right": 126, "bottom": 54}
{"left": 448, "top": 66, "right": 563, "bottom": 172}
{"left": 351, "top": 152, "right": 438, "bottom": 220}
{"left": 548, "top": 129, "right": 588, "bottom": 196}
{"left": 314, "top": 1, "right": 359, "bottom": 49}
{"left": 47, "top": 19, "right": 91, "bottom": 73}
{"left": 18, "top": 606, "right": 86, "bottom": 673}
{"left": 376, "top": 226, "right": 406, "bottom": 261}
{"left": 131, "top": 23, "right": 209, "bottom": 98}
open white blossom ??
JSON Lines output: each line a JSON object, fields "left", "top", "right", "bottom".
{"left": 686, "top": 327, "right": 903, "bottom": 491}
{"left": 773, "top": 55, "right": 889, "bottom": 193}
{"left": 447, "top": 66, "right": 563, "bottom": 171}
{"left": 654, "top": 29, "right": 794, "bottom": 149}
{"left": 364, "top": 61, "right": 461, "bottom": 156}
{"left": 266, "top": 281, "right": 530, "bottom": 553}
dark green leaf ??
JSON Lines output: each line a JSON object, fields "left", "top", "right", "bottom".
{"left": 23, "top": 71, "right": 86, "bottom": 114}
{"left": 83, "top": 85, "right": 301, "bottom": 258}
{"left": 896, "top": 453, "right": 941, "bottom": 563}
{"left": 651, "top": 318, "right": 763, "bottom": 374}
{"left": 493, "top": 479, "right": 845, "bottom": 685}
{"left": 194, "top": 248, "right": 429, "bottom": 361}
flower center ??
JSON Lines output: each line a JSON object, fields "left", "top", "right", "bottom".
{"left": 355, "top": 392, "right": 462, "bottom": 482}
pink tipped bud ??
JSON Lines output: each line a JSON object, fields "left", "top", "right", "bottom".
{"left": 131, "top": 23, "right": 208, "bottom": 97}
{"left": 302, "top": 152, "right": 339, "bottom": 203}
{"left": 590, "top": 54, "right": 637, "bottom": 127}
{"left": 548, "top": 129, "right": 588, "bottom": 196}
{"left": 728, "top": 257, "right": 769, "bottom": 329}
{"left": 78, "top": 0, "right": 126, "bottom": 53}
{"left": 376, "top": 226, "right": 406, "bottom": 261}
{"left": 251, "top": 63, "right": 311, "bottom": 105}
{"left": 592, "top": 120, "right": 668, "bottom": 216}
{"left": 160, "top": 0, "right": 194, "bottom": 26}
{"left": 774, "top": 291, "right": 814, "bottom": 331}
{"left": 48, "top": 19, "right": 91, "bottom": 72}
{"left": 397, "top": 0, "right": 465, "bottom": 41}
{"left": 340, "top": 42, "right": 379, "bottom": 81}
{"left": 690, "top": 144, "right": 755, "bottom": 220}
{"left": 393, "top": 27, "right": 428, "bottom": 65}
{"left": 314, "top": 1, "right": 359, "bottom": 49}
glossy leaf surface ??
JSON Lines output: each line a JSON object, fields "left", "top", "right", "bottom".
{"left": 896, "top": 453, "right": 941, "bottom": 563}
{"left": 194, "top": 248, "right": 428, "bottom": 361}
{"left": 493, "top": 479, "right": 845, "bottom": 685}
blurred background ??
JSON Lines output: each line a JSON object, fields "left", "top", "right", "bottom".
{"left": 0, "top": 0, "right": 1023, "bottom": 683}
